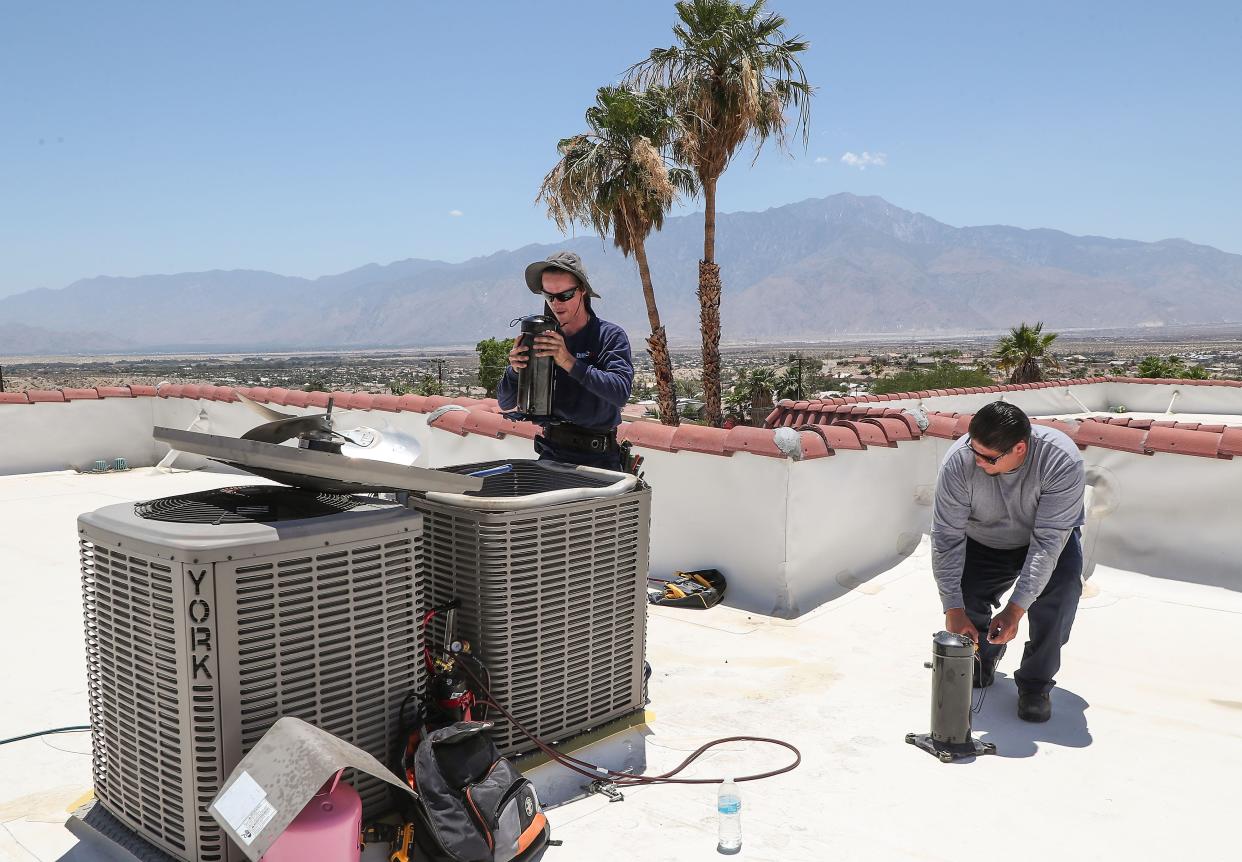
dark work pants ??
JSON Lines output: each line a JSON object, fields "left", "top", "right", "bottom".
{"left": 961, "top": 529, "right": 1083, "bottom": 695}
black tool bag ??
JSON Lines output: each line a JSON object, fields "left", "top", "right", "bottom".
{"left": 647, "top": 568, "right": 727, "bottom": 609}
{"left": 412, "top": 721, "right": 551, "bottom": 862}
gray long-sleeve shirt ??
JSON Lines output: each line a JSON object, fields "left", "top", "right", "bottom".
{"left": 931, "top": 424, "right": 1085, "bottom": 612}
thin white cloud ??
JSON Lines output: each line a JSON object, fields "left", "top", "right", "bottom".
{"left": 840, "top": 151, "right": 887, "bottom": 170}
{"left": 449, "top": 209, "right": 464, "bottom": 217}
{"left": 814, "top": 156, "right": 830, "bottom": 164}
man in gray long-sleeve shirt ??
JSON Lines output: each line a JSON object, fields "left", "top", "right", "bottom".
{"left": 931, "top": 401, "right": 1085, "bottom": 723}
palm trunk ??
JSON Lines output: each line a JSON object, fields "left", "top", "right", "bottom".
{"left": 632, "top": 236, "right": 679, "bottom": 426}
{"left": 699, "top": 175, "right": 723, "bottom": 427}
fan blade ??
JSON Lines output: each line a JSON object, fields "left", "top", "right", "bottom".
{"left": 241, "top": 414, "right": 332, "bottom": 445}
{"left": 235, "top": 390, "right": 298, "bottom": 423}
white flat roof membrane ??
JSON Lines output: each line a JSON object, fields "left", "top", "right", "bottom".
{"left": 1, "top": 468, "right": 1239, "bottom": 860}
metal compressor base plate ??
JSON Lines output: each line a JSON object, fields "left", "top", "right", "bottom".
{"left": 905, "top": 732, "right": 997, "bottom": 763}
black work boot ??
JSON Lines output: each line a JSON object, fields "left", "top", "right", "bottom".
{"left": 1018, "top": 691, "right": 1052, "bottom": 722}
{"left": 973, "top": 644, "right": 1006, "bottom": 688}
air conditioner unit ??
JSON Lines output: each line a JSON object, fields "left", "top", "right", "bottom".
{"left": 78, "top": 418, "right": 481, "bottom": 862}
{"left": 408, "top": 459, "right": 651, "bottom": 755}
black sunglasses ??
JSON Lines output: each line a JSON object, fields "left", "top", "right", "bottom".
{"left": 541, "top": 287, "right": 579, "bottom": 303}
{"left": 967, "top": 438, "right": 1014, "bottom": 465}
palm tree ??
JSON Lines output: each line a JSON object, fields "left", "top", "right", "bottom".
{"left": 994, "top": 322, "right": 1061, "bottom": 384}
{"left": 630, "top": 0, "right": 811, "bottom": 426}
{"left": 725, "top": 366, "right": 777, "bottom": 425}
{"left": 537, "top": 86, "right": 696, "bottom": 426}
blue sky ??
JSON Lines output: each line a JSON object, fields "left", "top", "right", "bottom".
{"left": 2, "top": 1, "right": 1239, "bottom": 297}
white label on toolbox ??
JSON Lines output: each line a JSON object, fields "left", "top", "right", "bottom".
{"left": 214, "top": 770, "right": 278, "bottom": 845}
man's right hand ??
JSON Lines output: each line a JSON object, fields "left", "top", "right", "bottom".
{"left": 944, "top": 607, "right": 980, "bottom": 643}
{"left": 508, "top": 340, "right": 529, "bottom": 372}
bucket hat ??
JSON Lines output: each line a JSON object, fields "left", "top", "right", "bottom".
{"left": 524, "top": 251, "right": 600, "bottom": 299}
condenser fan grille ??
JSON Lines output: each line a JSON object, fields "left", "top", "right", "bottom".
{"left": 438, "top": 460, "right": 614, "bottom": 497}
{"left": 134, "top": 486, "right": 361, "bottom": 524}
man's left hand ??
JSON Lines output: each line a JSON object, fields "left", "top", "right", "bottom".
{"left": 987, "top": 602, "right": 1026, "bottom": 644}
{"left": 533, "top": 331, "right": 575, "bottom": 372}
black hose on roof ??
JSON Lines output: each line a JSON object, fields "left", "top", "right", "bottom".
{"left": 0, "top": 726, "right": 91, "bottom": 746}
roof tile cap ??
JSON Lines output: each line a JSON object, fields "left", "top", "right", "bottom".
{"left": 617, "top": 421, "right": 678, "bottom": 452}
{"left": 1146, "top": 425, "right": 1227, "bottom": 459}
{"left": 922, "top": 413, "right": 960, "bottom": 439}
{"left": 397, "top": 394, "right": 431, "bottom": 413}
{"left": 462, "top": 409, "right": 522, "bottom": 439}
{"left": 129, "top": 384, "right": 158, "bottom": 397}
{"left": 26, "top": 389, "right": 66, "bottom": 403}
{"left": 61, "top": 387, "right": 100, "bottom": 400}
{"left": 1220, "top": 427, "right": 1242, "bottom": 457}
{"left": 671, "top": 424, "right": 730, "bottom": 455}
{"left": 793, "top": 427, "right": 835, "bottom": 458}
{"left": 427, "top": 408, "right": 468, "bottom": 435}
{"left": 370, "top": 394, "right": 400, "bottom": 412}
{"left": 722, "top": 425, "right": 785, "bottom": 458}
{"left": 0, "top": 392, "right": 31, "bottom": 404}
{"left": 1073, "top": 419, "right": 1151, "bottom": 455}
{"left": 281, "top": 390, "right": 311, "bottom": 408}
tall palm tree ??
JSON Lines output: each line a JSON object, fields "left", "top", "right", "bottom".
{"left": 994, "top": 322, "right": 1061, "bottom": 384}
{"left": 629, "top": 0, "right": 811, "bottom": 426}
{"left": 537, "top": 86, "right": 696, "bottom": 426}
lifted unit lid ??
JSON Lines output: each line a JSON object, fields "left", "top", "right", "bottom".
{"left": 154, "top": 427, "right": 483, "bottom": 495}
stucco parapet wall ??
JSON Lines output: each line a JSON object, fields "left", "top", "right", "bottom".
{"left": 10, "top": 382, "right": 1241, "bottom": 462}
{"left": 919, "top": 411, "right": 1238, "bottom": 460}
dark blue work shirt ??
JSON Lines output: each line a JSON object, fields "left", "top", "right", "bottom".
{"left": 497, "top": 313, "right": 633, "bottom": 432}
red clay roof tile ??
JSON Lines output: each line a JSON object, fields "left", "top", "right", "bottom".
{"left": 306, "top": 390, "right": 331, "bottom": 408}
{"left": 617, "top": 422, "right": 677, "bottom": 452}
{"left": 26, "top": 389, "right": 65, "bottom": 403}
{"left": 129, "top": 385, "right": 157, "bottom": 397}
{"left": 427, "top": 409, "right": 469, "bottom": 435}
{"left": 922, "top": 413, "right": 959, "bottom": 439}
{"left": 1145, "top": 425, "right": 1227, "bottom": 459}
{"left": 722, "top": 425, "right": 784, "bottom": 457}
{"left": 156, "top": 384, "right": 183, "bottom": 398}
{"left": 397, "top": 394, "right": 430, "bottom": 413}
{"left": 369, "top": 394, "right": 400, "bottom": 412}
{"left": 833, "top": 419, "right": 889, "bottom": 448}
{"left": 1073, "top": 420, "right": 1151, "bottom": 455}
{"left": 884, "top": 410, "right": 923, "bottom": 437}
{"left": 863, "top": 416, "right": 915, "bottom": 442}
{"left": 462, "top": 410, "right": 520, "bottom": 439}
{"left": 242, "top": 387, "right": 272, "bottom": 402}
{"left": 281, "top": 390, "right": 311, "bottom": 408}
{"left": 672, "top": 424, "right": 730, "bottom": 455}
{"left": 1220, "top": 427, "right": 1242, "bottom": 457}
{"left": 0, "top": 392, "right": 30, "bottom": 404}
{"left": 792, "top": 428, "right": 833, "bottom": 458}
{"left": 61, "top": 387, "right": 100, "bottom": 400}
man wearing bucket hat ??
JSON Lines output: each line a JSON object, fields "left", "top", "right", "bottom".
{"left": 497, "top": 251, "right": 634, "bottom": 470}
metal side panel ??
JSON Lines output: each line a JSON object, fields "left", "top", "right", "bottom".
{"left": 412, "top": 486, "right": 650, "bottom": 755}
{"left": 82, "top": 537, "right": 222, "bottom": 862}
{"left": 213, "top": 524, "right": 424, "bottom": 835}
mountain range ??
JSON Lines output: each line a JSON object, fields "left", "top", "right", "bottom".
{"left": 3, "top": 194, "right": 1240, "bottom": 354}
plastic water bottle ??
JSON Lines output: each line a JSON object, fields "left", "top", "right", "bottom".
{"left": 716, "top": 778, "right": 741, "bottom": 854}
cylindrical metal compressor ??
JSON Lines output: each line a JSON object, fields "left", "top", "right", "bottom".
{"left": 516, "top": 314, "right": 559, "bottom": 420}
{"left": 906, "top": 631, "right": 997, "bottom": 762}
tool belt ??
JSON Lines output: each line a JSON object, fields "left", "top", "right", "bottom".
{"left": 543, "top": 422, "right": 618, "bottom": 454}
